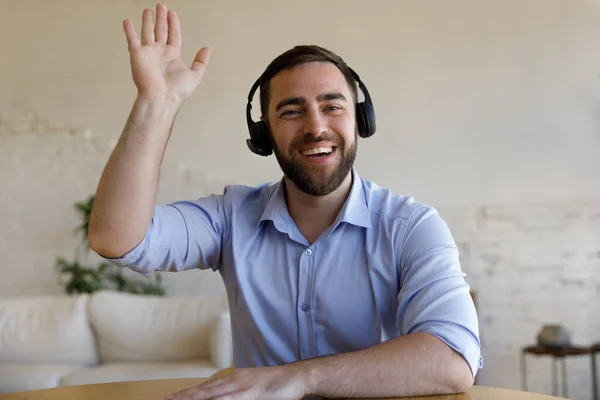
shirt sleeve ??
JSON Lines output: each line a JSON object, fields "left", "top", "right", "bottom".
{"left": 100, "top": 193, "right": 228, "bottom": 275}
{"left": 396, "top": 204, "right": 482, "bottom": 378}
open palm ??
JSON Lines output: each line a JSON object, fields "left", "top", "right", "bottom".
{"left": 123, "top": 3, "right": 210, "bottom": 105}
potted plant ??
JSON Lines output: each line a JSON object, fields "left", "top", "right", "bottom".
{"left": 54, "top": 195, "right": 165, "bottom": 296}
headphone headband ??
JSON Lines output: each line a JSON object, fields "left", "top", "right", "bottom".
{"left": 348, "top": 68, "right": 373, "bottom": 106}
{"left": 246, "top": 78, "right": 261, "bottom": 132}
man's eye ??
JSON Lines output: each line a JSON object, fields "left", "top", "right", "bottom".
{"left": 326, "top": 105, "right": 342, "bottom": 112}
{"left": 281, "top": 110, "right": 300, "bottom": 116}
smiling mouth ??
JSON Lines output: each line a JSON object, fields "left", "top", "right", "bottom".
{"left": 300, "top": 146, "right": 335, "bottom": 157}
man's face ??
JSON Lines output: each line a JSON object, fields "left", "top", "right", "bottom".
{"left": 266, "top": 62, "right": 357, "bottom": 197}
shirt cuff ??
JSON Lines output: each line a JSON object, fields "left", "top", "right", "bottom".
{"left": 415, "top": 323, "right": 483, "bottom": 378}
{"left": 100, "top": 228, "right": 152, "bottom": 274}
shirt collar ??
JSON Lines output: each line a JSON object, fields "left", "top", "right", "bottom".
{"left": 259, "top": 177, "right": 288, "bottom": 227}
{"left": 335, "top": 168, "right": 372, "bottom": 229}
{"left": 259, "top": 168, "right": 371, "bottom": 230}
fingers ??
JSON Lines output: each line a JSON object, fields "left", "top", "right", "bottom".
{"left": 166, "top": 383, "right": 237, "bottom": 400}
{"left": 166, "top": 374, "right": 239, "bottom": 400}
{"left": 130, "top": 4, "right": 180, "bottom": 48}
{"left": 122, "top": 19, "right": 140, "bottom": 51}
{"left": 141, "top": 8, "right": 155, "bottom": 45}
{"left": 191, "top": 47, "right": 212, "bottom": 80}
{"left": 166, "top": 9, "right": 181, "bottom": 48}
{"left": 212, "top": 391, "right": 252, "bottom": 400}
{"left": 154, "top": 3, "right": 168, "bottom": 44}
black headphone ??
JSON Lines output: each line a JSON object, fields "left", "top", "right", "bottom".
{"left": 245, "top": 67, "right": 376, "bottom": 156}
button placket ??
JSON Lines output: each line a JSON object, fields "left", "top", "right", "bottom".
{"left": 297, "top": 245, "right": 316, "bottom": 359}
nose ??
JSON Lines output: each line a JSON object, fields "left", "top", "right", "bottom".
{"left": 302, "top": 107, "right": 327, "bottom": 137}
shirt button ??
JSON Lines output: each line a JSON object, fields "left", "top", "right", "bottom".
{"left": 301, "top": 304, "right": 310, "bottom": 312}
{"left": 305, "top": 248, "right": 312, "bottom": 256}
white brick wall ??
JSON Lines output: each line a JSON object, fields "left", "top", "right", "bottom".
{"left": 439, "top": 203, "right": 600, "bottom": 400}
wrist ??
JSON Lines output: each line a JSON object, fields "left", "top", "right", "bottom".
{"left": 133, "top": 95, "right": 181, "bottom": 117}
{"left": 127, "top": 96, "right": 180, "bottom": 138}
{"left": 121, "top": 96, "right": 180, "bottom": 151}
{"left": 291, "top": 359, "right": 320, "bottom": 396}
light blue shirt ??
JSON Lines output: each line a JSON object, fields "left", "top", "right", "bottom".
{"left": 105, "top": 169, "right": 482, "bottom": 377}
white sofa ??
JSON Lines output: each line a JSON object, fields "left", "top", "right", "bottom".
{"left": 0, "top": 291, "right": 233, "bottom": 394}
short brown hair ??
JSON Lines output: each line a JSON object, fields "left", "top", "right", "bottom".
{"left": 258, "top": 45, "right": 358, "bottom": 117}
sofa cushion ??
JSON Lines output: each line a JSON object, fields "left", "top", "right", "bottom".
{"left": 59, "top": 360, "right": 220, "bottom": 386}
{"left": 0, "top": 364, "right": 80, "bottom": 394}
{"left": 210, "top": 311, "right": 233, "bottom": 368}
{"left": 88, "top": 291, "right": 228, "bottom": 362}
{"left": 0, "top": 295, "right": 97, "bottom": 365}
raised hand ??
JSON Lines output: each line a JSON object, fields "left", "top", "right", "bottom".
{"left": 123, "top": 3, "right": 211, "bottom": 105}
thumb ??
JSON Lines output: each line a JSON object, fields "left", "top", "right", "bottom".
{"left": 191, "top": 47, "right": 211, "bottom": 82}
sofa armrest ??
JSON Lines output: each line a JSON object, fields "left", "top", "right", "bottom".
{"left": 210, "top": 311, "right": 233, "bottom": 369}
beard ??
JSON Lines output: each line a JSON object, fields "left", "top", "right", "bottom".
{"left": 272, "top": 131, "right": 357, "bottom": 197}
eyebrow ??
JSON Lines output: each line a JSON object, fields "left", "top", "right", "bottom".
{"left": 275, "top": 92, "right": 348, "bottom": 112}
{"left": 317, "top": 92, "right": 347, "bottom": 102}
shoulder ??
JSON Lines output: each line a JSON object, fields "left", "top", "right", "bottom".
{"left": 213, "top": 181, "right": 281, "bottom": 225}
{"left": 361, "top": 178, "right": 457, "bottom": 268}
{"left": 361, "top": 178, "right": 454, "bottom": 248}
{"left": 167, "top": 181, "right": 277, "bottom": 218}
{"left": 221, "top": 181, "right": 278, "bottom": 208}
{"left": 362, "top": 178, "right": 436, "bottom": 225}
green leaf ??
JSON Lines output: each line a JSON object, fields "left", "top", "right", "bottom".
{"left": 54, "top": 194, "right": 166, "bottom": 296}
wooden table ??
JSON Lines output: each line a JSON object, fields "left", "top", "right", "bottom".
{"left": 0, "top": 379, "right": 565, "bottom": 400}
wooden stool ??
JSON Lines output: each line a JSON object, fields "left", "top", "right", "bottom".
{"left": 591, "top": 343, "right": 600, "bottom": 400}
{"left": 520, "top": 344, "right": 590, "bottom": 398}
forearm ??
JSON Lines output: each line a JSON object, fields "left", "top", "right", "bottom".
{"left": 298, "top": 332, "right": 474, "bottom": 399}
{"left": 89, "top": 96, "right": 179, "bottom": 258}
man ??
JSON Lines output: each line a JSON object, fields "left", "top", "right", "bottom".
{"left": 89, "top": 3, "right": 482, "bottom": 400}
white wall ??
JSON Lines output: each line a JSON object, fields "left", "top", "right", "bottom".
{"left": 1, "top": 1, "right": 599, "bottom": 398}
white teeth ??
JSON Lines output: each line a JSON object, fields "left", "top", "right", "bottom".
{"left": 301, "top": 147, "right": 333, "bottom": 156}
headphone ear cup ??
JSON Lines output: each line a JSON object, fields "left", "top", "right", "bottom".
{"left": 356, "top": 101, "right": 376, "bottom": 138}
{"left": 355, "top": 102, "right": 373, "bottom": 138}
{"left": 362, "top": 101, "right": 376, "bottom": 138}
{"left": 248, "top": 121, "right": 273, "bottom": 156}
